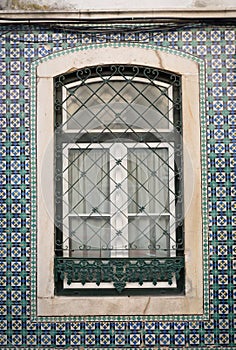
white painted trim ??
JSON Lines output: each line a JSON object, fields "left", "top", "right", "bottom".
{"left": 0, "top": 9, "right": 236, "bottom": 20}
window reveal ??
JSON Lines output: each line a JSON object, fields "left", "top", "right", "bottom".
{"left": 54, "top": 65, "right": 184, "bottom": 295}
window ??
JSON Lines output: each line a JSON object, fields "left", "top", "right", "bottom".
{"left": 37, "top": 47, "right": 203, "bottom": 316}
{"left": 54, "top": 65, "right": 184, "bottom": 295}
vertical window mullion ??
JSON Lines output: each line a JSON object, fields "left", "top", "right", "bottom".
{"left": 110, "top": 143, "right": 129, "bottom": 257}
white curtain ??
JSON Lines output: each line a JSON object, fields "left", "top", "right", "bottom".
{"left": 68, "top": 148, "right": 109, "bottom": 214}
{"left": 127, "top": 148, "right": 169, "bottom": 213}
{"left": 69, "top": 217, "right": 110, "bottom": 258}
{"left": 68, "top": 148, "right": 110, "bottom": 257}
{"left": 67, "top": 146, "right": 170, "bottom": 257}
{"left": 127, "top": 148, "right": 170, "bottom": 257}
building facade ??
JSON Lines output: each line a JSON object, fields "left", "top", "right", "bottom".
{"left": 0, "top": 3, "right": 235, "bottom": 348}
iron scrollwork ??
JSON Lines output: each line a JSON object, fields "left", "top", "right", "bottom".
{"left": 55, "top": 257, "right": 184, "bottom": 293}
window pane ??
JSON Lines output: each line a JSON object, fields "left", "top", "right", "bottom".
{"left": 64, "top": 81, "right": 170, "bottom": 131}
{"left": 68, "top": 148, "right": 109, "bottom": 214}
{"left": 127, "top": 148, "right": 169, "bottom": 213}
{"left": 128, "top": 216, "right": 170, "bottom": 258}
{"left": 70, "top": 217, "right": 110, "bottom": 258}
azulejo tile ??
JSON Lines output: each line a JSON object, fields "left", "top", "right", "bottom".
{"left": 0, "top": 320, "right": 7, "bottom": 330}
{"left": 114, "top": 334, "right": 126, "bottom": 346}
{"left": 85, "top": 334, "right": 96, "bottom": 345}
{"left": 55, "top": 322, "right": 66, "bottom": 330}
{"left": 100, "top": 321, "right": 110, "bottom": 330}
{"left": 129, "top": 321, "right": 141, "bottom": 330}
{"left": 0, "top": 335, "right": 7, "bottom": 346}
{"left": 159, "top": 322, "right": 171, "bottom": 330}
{"left": 174, "top": 333, "right": 185, "bottom": 346}
{"left": 159, "top": 333, "right": 171, "bottom": 345}
{"left": 174, "top": 322, "right": 185, "bottom": 330}
{"left": 70, "top": 334, "right": 81, "bottom": 345}
{"left": 124, "top": 32, "right": 136, "bottom": 41}
{"left": 11, "top": 334, "right": 23, "bottom": 346}
{"left": 26, "top": 334, "right": 37, "bottom": 346}
{"left": 81, "top": 34, "right": 92, "bottom": 44}
{"left": 114, "top": 321, "right": 126, "bottom": 330}
{"left": 129, "top": 333, "right": 141, "bottom": 346}
{"left": 211, "top": 30, "right": 222, "bottom": 41}
{"left": 152, "top": 32, "right": 164, "bottom": 43}
{"left": 189, "top": 333, "right": 200, "bottom": 345}
{"left": 41, "top": 335, "right": 52, "bottom": 346}
{"left": 138, "top": 32, "right": 149, "bottom": 41}
{"left": 85, "top": 321, "right": 96, "bottom": 330}
{"left": 55, "top": 334, "right": 66, "bottom": 345}
{"left": 144, "top": 333, "right": 156, "bottom": 345}
{"left": 109, "top": 33, "right": 121, "bottom": 42}
{"left": 196, "top": 30, "right": 207, "bottom": 41}
{"left": 100, "top": 334, "right": 111, "bottom": 346}
{"left": 144, "top": 321, "right": 156, "bottom": 330}
{"left": 70, "top": 321, "right": 81, "bottom": 330}
{"left": 219, "top": 333, "right": 230, "bottom": 345}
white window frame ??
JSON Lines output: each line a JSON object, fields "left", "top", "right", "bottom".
{"left": 37, "top": 46, "right": 203, "bottom": 316}
{"left": 62, "top": 143, "right": 175, "bottom": 249}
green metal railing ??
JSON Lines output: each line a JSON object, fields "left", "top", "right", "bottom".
{"left": 55, "top": 256, "right": 184, "bottom": 293}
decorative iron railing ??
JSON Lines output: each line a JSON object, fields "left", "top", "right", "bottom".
{"left": 55, "top": 257, "right": 184, "bottom": 293}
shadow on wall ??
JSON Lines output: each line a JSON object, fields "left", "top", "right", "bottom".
{"left": 1, "top": 0, "right": 52, "bottom": 10}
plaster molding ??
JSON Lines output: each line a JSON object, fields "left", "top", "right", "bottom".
{"left": 0, "top": 8, "right": 236, "bottom": 21}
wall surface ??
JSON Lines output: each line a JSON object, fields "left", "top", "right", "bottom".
{"left": 0, "top": 16, "right": 235, "bottom": 350}
{"left": 0, "top": 0, "right": 236, "bottom": 10}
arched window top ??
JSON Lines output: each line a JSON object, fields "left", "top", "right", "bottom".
{"left": 55, "top": 64, "right": 181, "bottom": 136}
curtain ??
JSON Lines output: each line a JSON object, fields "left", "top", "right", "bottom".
{"left": 68, "top": 148, "right": 110, "bottom": 257}
{"left": 127, "top": 148, "right": 170, "bottom": 257}
{"left": 127, "top": 148, "right": 169, "bottom": 213}
{"left": 66, "top": 146, "right": 170, "bottom": 257}
{"left": 68, "top": 148, "right": 109, "bottom": 214}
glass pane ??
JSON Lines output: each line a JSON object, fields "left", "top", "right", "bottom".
{"left": 70, "top": 217, "right": 110, "bottom": 258}
{"left": 128, "top": 216, "right": 170, "bottom": 258}
{"left": 68, "top": 148, "right": 109, "bottom": 214}
{"left": 64, "top": 81, "right": 170, "bottom": 131}
{"left": 127, "top": 148, "right": 169, "bottom": 213}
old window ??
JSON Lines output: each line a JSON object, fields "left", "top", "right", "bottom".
{"left": 37, "top": 47, "right": 202, "bottom": 316}
{"left": 54, "top": 65, "right": 184, "bottom": 295}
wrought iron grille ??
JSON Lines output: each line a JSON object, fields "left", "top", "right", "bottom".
{"left": 54, "top": 65, "right": 184, "bottom": 294}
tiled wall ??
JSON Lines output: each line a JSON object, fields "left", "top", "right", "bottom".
{"left": 0, "top": 24, "right": 235, "bottom": 348}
